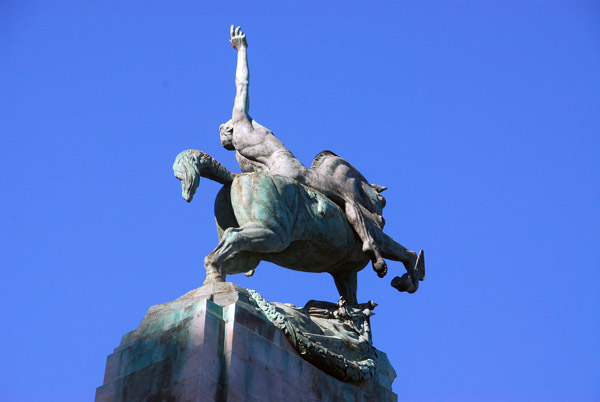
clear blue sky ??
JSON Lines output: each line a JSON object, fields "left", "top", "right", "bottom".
{"left": 1, "top": 1, "right": 599, "bottom": 401}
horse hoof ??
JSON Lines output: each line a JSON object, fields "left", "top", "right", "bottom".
{"left": 203, "top": 273, "right": 225, "bottom": 285}
{"left": 416, "top": 250, "right": 425, "bottom": 281}
{"left": 391, "top": 274, "right": 417, "bottom": 293}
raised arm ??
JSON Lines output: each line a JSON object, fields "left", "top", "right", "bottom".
{"left": 230, "top": 25, "right": 249, "bottom": 123}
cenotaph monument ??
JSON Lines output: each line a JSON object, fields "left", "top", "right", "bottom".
{"left": 96, "top": 26, "right": 425, "bottom": 402}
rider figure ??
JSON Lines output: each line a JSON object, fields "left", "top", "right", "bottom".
{"left": 220, "top": 26, "right": 388, "bottom": 277}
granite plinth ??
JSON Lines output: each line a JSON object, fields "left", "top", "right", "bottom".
{"left": 96, "top": 283, "right": 397, "bottom": 402}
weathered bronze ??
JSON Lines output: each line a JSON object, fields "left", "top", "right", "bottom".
{"left": 173, "top": 26, "right": 425, "bottom": 305}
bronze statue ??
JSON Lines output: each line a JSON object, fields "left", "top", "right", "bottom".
{"left": 173, "top": 26, "right": 425, "bottom": 305}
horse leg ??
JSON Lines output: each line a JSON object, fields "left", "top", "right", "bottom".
{"left": 203, "top": 223, "right": 290, "bottom": 284}
{"left": 213, "top": 185, "right": 259, "bottom": 277}
{"left": 379, "top": 233, "right": 425, "bottom": 293}
{"left": 215, "top": 252, "right": 261, "bottom": 280}
{"left": 330, "top": 271, "right": 358, "bottom": 305}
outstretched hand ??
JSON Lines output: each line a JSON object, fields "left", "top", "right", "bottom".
{"left": 230, "top": 25, "right": 247, "bottom": 50}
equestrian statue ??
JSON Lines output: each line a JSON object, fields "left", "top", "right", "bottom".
{"left": 173, "top": 26, "right": 425, "bottom": 305}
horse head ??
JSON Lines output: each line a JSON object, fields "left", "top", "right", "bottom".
{"left": 173, "top": 150, "right": 202, "bottom": 202}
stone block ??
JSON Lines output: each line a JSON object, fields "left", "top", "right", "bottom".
{"left": 279, "top": 382, "right": 309, "bottom": 402}
{"left": 177, "top": 344, "right": 221, "bottom": 384}
{"left": 223, "top": 302, "right": 279, "bottom": 343}
{"left": 277, "top": 350, "right": 307, "bottom": 390}
{"left": 102, "top": 352, "right": 121, "bottom": 384}
{"left": 223, "top": 320, "right": 249, "bottom": 359}
{"left": 96, "top": 283, "right": 397, "bottom": 402}
{"left": 222, "top": 385, "right": 245, "bottom": 402}
{"left": 223, "top": 351, "right": 283, "bottom": 402}
{"left": 195, "top": 374, "right": 222, "bottom": 402}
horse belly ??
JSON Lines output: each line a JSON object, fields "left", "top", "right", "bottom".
{"left": 229, "top": 173, "right": 365, "bottom": 273}
{"left": 267, "top": 186, "right": 361, "bottom": 272}
{"left": 264, "top": 240, "right": 354, "bottom": 273}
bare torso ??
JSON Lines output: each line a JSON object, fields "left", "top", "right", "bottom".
{"left": 224, "top": 25, "right": 400, "bottom": 277}
{"left": 233, "top": 119, "right": 310, "bottom": 181}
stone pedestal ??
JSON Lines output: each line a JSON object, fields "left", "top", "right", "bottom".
{"left": 96, "top": 283, "right": 397, "bottom": 402}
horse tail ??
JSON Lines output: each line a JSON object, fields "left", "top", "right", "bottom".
{"left": 173, "top": 149, "right": 235, "bottom": 202}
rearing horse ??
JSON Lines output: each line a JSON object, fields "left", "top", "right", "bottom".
{"left": 173, "top": 149, "right": 424, "bottom": 305}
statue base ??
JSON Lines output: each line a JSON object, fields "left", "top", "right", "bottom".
{"left": 95, "top": 283, "right": 398, "bottom": 402}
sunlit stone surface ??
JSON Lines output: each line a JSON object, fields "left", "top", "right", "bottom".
{"left": 96, "top": 283, "right": 397, "bottom": 402}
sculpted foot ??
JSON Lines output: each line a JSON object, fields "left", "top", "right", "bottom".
{"left": 404, "top": 250, "right": 418, "bottom": 277}
{"left": 245, "top": 269, "right": 255, "bottom": 277}
{"left": 363, "top": 242, "right": 387, "bottom": 278}
{"left": 414, "top": 249, "right": 425, "bottom": 281}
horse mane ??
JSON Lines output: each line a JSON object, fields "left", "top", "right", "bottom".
{"left": 174, "top": 149, "right": 235, "bottom": 201}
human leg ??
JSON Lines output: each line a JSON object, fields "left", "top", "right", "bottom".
{"left": 343, "top": 201, "right": 388, "bottom": 277}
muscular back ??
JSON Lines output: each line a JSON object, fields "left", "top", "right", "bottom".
{"left": 233, "top": 118, "right": 309, "bottom": 179}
